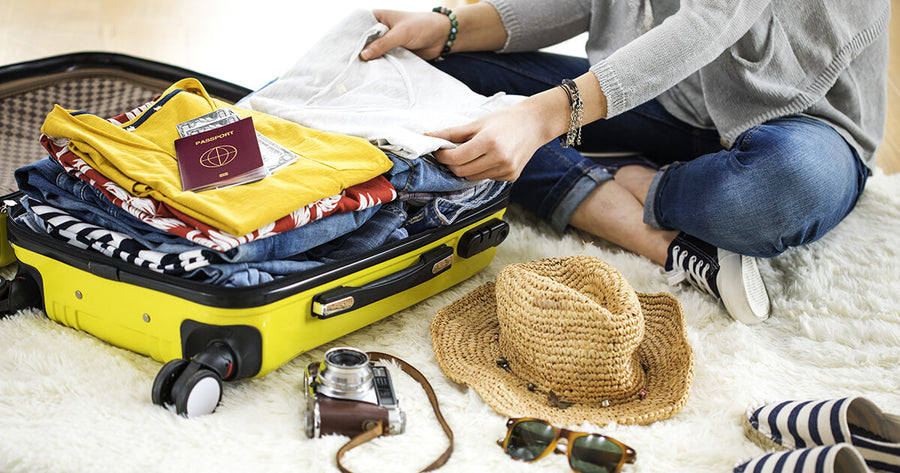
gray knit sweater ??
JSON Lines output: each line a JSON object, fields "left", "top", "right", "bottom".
{"left": 485, "top": 0, "right": 890, "bottom": 168}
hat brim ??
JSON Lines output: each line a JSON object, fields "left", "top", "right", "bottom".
{"left": 430, "top": 282, "right": 695, "bottom": 426}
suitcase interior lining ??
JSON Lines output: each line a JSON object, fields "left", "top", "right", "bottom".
{"left": 0, "top": 54, "right": 251, "bottom": 197}
{"left": 0, "top": 71, "right": 168, "bottom": 196}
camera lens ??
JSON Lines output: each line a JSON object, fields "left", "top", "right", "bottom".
{"left": 317, "top": 347, "right": 375, "bottom": 401}
{"left": 325, "top": 348, "right": 369, "bottom": 369}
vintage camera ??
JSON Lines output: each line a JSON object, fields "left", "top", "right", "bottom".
{"left": 304, "top": 347, "right": 406, "bottom": 438}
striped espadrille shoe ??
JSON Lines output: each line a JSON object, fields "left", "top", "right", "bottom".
{"left": 734, "top": 444, "right": 870, "bottom": 473}
{"left": 744, "top": 397, "right": 900, "bottom": 472}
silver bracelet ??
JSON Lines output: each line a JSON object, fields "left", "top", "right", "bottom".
{"left": 558, "top": 79, "right": 583, "bottom": 148}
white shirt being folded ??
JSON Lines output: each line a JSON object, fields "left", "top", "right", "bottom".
{"left": 245, "top": 8, "right": 525, "bottom": 159}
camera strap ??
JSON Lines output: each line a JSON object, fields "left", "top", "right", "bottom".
{"left": 334, "top": 351, "right": 454, "bottom": 473}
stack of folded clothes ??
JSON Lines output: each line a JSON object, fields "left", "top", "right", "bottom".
{"left": 11, "top": 9, "right": 520, "bottom": 287}
{"left": 12, "top": 78, "right": 509, "bottom": 287}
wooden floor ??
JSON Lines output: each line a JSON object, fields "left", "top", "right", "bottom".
{"left": 1, "top": 0, "right": 897, "bottom": 174}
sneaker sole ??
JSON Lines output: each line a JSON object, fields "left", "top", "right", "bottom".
{"left": 718, "top": 252, "right": 771, "bottom": 325}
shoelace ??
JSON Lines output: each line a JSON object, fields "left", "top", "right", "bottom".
{"left": 663, "top": 244, "right": 719, "bottom": 298}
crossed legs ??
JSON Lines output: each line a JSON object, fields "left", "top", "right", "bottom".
{"left": 436, "top": 51, "right": 869, "bottom": 323}
{"left": 568, "top": 165, "right": 676, "bottom": 267}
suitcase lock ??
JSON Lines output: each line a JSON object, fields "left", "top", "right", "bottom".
{"left": 457, "top": 219, "right": 509, "bottom": 259}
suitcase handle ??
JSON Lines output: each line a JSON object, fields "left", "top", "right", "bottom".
{"left": 311, "top": 245, "right": 455, "bottom": 319}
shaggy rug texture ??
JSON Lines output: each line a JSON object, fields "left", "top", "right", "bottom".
{"left": 1, "top": 172, "right": 898, "bottom": 473}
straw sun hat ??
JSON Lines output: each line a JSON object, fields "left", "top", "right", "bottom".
{"left": 430, "top": 256, "right": 695, "bottom": 426}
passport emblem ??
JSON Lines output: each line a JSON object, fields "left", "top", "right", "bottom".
{"left": 201, "top": 145, "right": 238, "bottom": 168}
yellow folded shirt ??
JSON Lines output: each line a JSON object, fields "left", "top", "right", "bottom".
{"left": 41, "top": 78, "right": 392, "bottom": 236}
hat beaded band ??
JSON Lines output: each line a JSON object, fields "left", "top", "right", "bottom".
{"left": 494, "top": 259, "right": 648, "bottom": 403}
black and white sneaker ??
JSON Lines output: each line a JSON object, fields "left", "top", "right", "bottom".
{"left": 664, "top": 232, "right": 770, "bottom": 324}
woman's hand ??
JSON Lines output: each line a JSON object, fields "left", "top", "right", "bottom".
{"left": 430, "top": 73, "right": 608, "bottom": 181}
{"left": 360, "top": 10, "right": 450, "bottom": 61}
{"left": 361, "top": 4, "right": 506, "bottom": 61}
{"left": 427, "top": 92, "right": 569, "bottom": 181}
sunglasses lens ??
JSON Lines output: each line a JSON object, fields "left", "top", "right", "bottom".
{"left": 506, "top": 420, "right": 557, "bottom": 461}
{"left": 569, "top": 435, "right": 624, "bottom": 473}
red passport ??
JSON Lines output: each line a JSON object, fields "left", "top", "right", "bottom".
{"left": 174, "top": 117, "right": 268, "bottom": 192}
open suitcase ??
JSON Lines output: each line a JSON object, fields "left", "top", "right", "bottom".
{"left": 0, "top": 52, "right": 510, "bottom": 416}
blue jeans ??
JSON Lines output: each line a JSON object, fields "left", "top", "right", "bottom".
{"left": 15, "top": 158, "right": 203, "bottom": 253}
{"left": 14, "top": 152, "right": 506, "bottom": 285}
{"left": 435, "top": 52, "right": 869, "bottom": 257}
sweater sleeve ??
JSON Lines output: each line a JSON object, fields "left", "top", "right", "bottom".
{"left": 487, "top": 0, "right": 774, "bottom": 119}
{"left": 591, "top": 0, "right": 772, "bottom": 117}
{"left": 484, "top": 0, "right": 591, "bottom": 52}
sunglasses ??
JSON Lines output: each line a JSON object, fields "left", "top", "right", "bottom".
{"left": 498, "top": 417, "right": 636, "bottom": 473}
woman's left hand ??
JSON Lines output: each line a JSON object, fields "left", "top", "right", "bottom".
{"left": 427, "top": 98, "right": 562, "bottom": 181}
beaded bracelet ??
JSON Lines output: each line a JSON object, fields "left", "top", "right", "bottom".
{"left": 558, "top": 79, "right": 584, "bottom": 148}
{"left": 432, "top": 6, "right": 458, "bottom": 61}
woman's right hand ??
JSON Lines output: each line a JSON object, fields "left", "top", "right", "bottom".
{"left": 360, "top": 10, "right": 451, "bottom": 61}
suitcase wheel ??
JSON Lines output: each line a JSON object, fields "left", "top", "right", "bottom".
{"left": 151, "top": 358, "right": 189, "bottom": 406}
{"left": 152, "top": 358, "right": 223, "bottom": 417}
{"left": 0, "top": 274, "right": 42, "bottom": 317}
{"left": 151, "top": 341, "right": 234, "bottom": 417}
{"left": 172, "top": 363, "right": 222, "bottom": 417}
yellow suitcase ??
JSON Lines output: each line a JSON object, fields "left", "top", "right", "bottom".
{"left": 3, "top": 196, "right": 508, "bottom": 416}
{"left": 0, "top": 53, "right": 510, "bottom": 417}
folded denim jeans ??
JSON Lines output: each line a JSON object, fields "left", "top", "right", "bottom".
{"left": 13, "top": 153, "right": 504, "bottom": 286}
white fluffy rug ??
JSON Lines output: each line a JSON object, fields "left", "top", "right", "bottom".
{"left": 1, "top": 172, "right": 899, "bottom": 473}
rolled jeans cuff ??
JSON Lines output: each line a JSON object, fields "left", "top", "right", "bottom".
{"left": 642, "top": 166, "right": 668, "bottom": 231}
{"left": 549, "top": 167, "right": 613, "bottom": 233}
